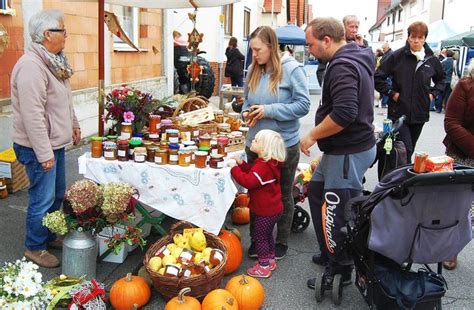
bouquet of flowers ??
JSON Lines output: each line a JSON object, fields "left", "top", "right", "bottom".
{"left": 43, "top": 179, "right": 146, "bottom": 252}
{"left": 0, "top": 258, "right": 52, "bottom": 309}
{"left": 104, "top": 84, "right": 157, "bottom": 134}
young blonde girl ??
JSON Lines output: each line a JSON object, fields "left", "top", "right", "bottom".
{"left": 230, "top": 129, "right": 286, "bottom": 278}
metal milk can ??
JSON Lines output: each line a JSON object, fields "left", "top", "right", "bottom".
{"left": 62, "top": 229, "right": 97, "bottom": 279}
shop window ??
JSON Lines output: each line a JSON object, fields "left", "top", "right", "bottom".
{"left": 0, "top": 0, "right": 15, "bottom": 15}
{"left": 112, "top": 5, "right": 139, "bottom": 50}
{"left": 243, "top": 8, "right": 250, "bottom": 38}
{"left": 223, "top": 4, "right": 233, "bottom": 36}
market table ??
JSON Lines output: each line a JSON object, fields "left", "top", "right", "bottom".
{"left": 78, "top": 152, "right": 245, "bottom": 236}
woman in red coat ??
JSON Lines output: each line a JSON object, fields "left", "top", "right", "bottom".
{"left": 442, "top": 60, "right": 474, "bottom": 270}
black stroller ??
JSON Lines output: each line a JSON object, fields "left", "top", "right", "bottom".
{"left": 344, "top": 164, "right": 474, "bottom": 309}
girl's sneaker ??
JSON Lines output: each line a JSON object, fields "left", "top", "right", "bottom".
{"left": 269, "top": 259, "right": 277, "bottom": 271}
{"left": 247, "top": 264, "right": 271, "bottom": 278}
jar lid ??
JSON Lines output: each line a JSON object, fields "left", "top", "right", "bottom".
{"left": 199, "top": 133, "right": 211, "bottom": 140}
{"left": 210, "top": 140, "right": 217, "bottom": 146}
{"left": 183, "top": 141, "right": 196, "bottom": 146}
{"left": 218, "top": 123, "right": 231, "bottom": 128}
{"left": 106, "top": 135, "right": 118, "bottom": 140}
{"left": 160, "top": 141, "right": 169, "bottom": 146}
{"left": 121, "top": 121, "right": 132, "bottom": 126}
{"left": 198, "top": 146, "right": 210, "bottom": 152}
{"left": 156, "top": 149, "right": 167, "bottom": 153}
{"left": 231, "top": 131, "right": 243, "bottom": 137}
{"left": 149, "top": 114, "right": 161, "bottom": 119}
{"left": 129, "top": 139, "right": 142, "bottom": 146}
{"left": 142, "top": 140, "right": 153, "bottom": 145}
{"left": 210, "top": 154, "right": 224, "bottom": 159}
{"left": 0, "top": 185, "right": 6, "bottom": 190}
{"left": 214, "top": 109, "right": 224, "bottom": 115}
{"left": 227, "top": 112, "right": 240, "bottom": 118}
{"left": 195, "top": 151, "right": 208, "bottom": 156}
{"left": 117, "top": 139, "right": 129, "bottom": 145}
{"left": 134, "top": 147, "right": 147, "bottom": 153}
{"left": 149, "top": 133, "right": 160, "bottom": 139}
{"left": 169, "top": 143, "right": 180, "bottom": 150}
{"left": 161, "top": 119, "right": 173, "bottom": 125}
{"left": 91, "top": 136, "right": 103, "bottom": 141}
{"left": 217, "top": 136, "right": 229, "bottom": 144}
{"left": 239, "top": 126, "right": 249, "bottom": 132}
{"left": 166, "top": 129, "right": 179, "bottom": 134}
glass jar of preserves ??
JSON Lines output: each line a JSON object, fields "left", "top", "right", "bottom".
{"left": 217, "top": 123, "right": 231, "bottom": 133}
{"left": 187, "top": 146, "right": 198, "bottom": 164}
{"left": 198, "top": 133, "right": 211, "bottom": 149}
{"left": 194, "top": 151, "right": 208, "bottom": 168}
{"left": 210, "top": 140, "right": 219, "bottom": 156}
{"left": 168, "top": 143, "right": 180, "bottom": 165}
{"left": 209, "top": 154, "right": 224, "bottom": 169}
{"left": 148, "top": 115, "right": 161, "bottom": 134}
{"left": 183, "top": 140, "right": 196, "bottom": 149}
{"left": 178, "top": 149, "right": 192, "bottom": 167}
{"left": 164, "top": 264, "right": 180, "bottom": 277}
{"left": 217, "top": 136, "right": 229, "bottom": 157}
{"left": 103, "top": 142, "right": 117, "bottom": 160}
{"left": 134, "top": 147, "right": 147, "bottom": 163}
{"left": 209, "top": 249, "right": 225, "bottom": 267}
{"left": 142, "top": 140, "right": 153, "bottom": 149}
{"left": 149, "top": 133, "right": 160, "bottom": 143}
{"left": 128, "top": 139, "right": 142, "bottom": 160}
{"left": 147, "top": 146, "right": 158, "bottom": 162}
{"left": 154, "top": 149, "right": 168, "bottom": 165}
{"left": 117, "top": 139, "right": 129, "bottom": 161}
{"left": 106, "top": 135, "right": 118, "bottom": 142}
{"left": 166, "top": 129, "right": 180, "bottom": 144}
{"left": 90, "top": 136, "right": 103, "bottom": 158}
{"left": 177, "top": 248, "right": 195, "bottom": 264}
{"left": 214, "top": 109, "right": 224, "bottom": 123}
{"left": 160, "top": 119, "right": 173, "bottom": 142}
{"left": 189, "top": 124, "right": 200, "bottom": 140}
{"left": 239, "top": 126, "right": 249, "bottom": 138}
{"left": 226, "top": 112, "right": 242, "bottom": 131}
{"left": 120, "top": 122, "right": 133, "bottom": 139}
{"left": 159, "top": 141, "right": 169, "bottom": 151}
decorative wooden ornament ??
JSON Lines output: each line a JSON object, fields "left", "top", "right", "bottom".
{"left": 0, "top": 24, "right": 9, "bottom": 57}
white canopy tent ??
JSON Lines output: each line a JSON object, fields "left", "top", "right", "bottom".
{"left": 426, "top": 20, "right": 457, "bottom": 52}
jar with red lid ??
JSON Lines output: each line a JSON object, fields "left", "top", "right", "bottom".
{"left": 217, "top": 136, "right": 229, "bottom": 157}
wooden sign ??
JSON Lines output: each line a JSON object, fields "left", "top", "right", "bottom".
{"left": 180, "top": 106, "right": 215, "bottom": 125}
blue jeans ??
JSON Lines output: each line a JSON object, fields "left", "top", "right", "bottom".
{"left": 13, "top": 144, "right": 65, "bottom": 250}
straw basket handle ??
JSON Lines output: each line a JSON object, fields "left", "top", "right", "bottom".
{"left": 172, "top": 97, "right": 208, "bottom": 117}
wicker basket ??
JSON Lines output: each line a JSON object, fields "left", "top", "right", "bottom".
{"left": 143, "top": 221, "right": 227, "bottom": 300}
{"left": 172, "top": 96, "right": 209, "bottom": 117}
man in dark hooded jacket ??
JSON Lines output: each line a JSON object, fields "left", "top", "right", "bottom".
{"left": 375, "top": 21, "right": 444, "bottom": 162}
{"left": 302, "top": 17, "right": 376, "bottom": 291}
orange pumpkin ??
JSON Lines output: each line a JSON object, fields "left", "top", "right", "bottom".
{"left": 165, "top": 287, "right": 201, "bottom": 310}
{"left": 226, "top": 226, "right": 241, "bottom": 240}
{"left": 231, "top": 207, "right": 250, "bottom": 225}
{"left": 234, "top": 193, "right": 250, "bottom": 208}
{"left": 219, "top": 229, "right": 243, "bottom": 275}
{"left": 225, "top": 274, "right": 265, "bottom": 310}
{"left": 202, "top": 289, "right": 238, "bottom": 310}
{"left": 110, "top": 273, "right": 151, "bottom": 310}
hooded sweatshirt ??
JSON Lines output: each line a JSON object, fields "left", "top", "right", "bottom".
{"left": 242, "top": 56, "right": 310, "bottom": 148}
{"left": 315, "top": 42, "right": 376, "bottom": 155}
{"left": 231, "top": 158, "right": 283, "bottom": 216}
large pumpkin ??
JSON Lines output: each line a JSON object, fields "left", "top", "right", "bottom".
{"left": 218, "top": 229, "right": 243, "bottom": 275}
{"left": 202, "top": 289, "right": 238, "bottom": 310}
{"left": 234, "top": 193, "right": 250, "bottom": 208}
{"left": 225, "top": 274, "right": 265, "bottom": 310}
{"left": 231, "top": 207, "right": 250, "bottom": 225}
{"left": 110, "top": 273, "right": 151, "bottom": 310}
{"left": 165, "top": 287, "right": 201, "bottom": 310}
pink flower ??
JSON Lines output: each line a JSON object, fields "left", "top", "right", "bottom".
{"left": 123, "top": 111, "right": 135, "bottom": 123}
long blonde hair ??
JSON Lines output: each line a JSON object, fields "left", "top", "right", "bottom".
{"left": 255, "top": 129, "right": 286, "bottom": 162}
{"left": 247, "top": 26, "right": 282, "bottom": 94}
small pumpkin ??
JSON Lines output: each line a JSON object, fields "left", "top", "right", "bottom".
{"left": 165, "top": 287, "right": 201, "bottom": 310}
{"left": 110, "top": 273, "right": 151, "bottom": 310}
{"left": 202, "top": 289, "right": 238, "bottom": 310}
{"left": 218, "top": 229, "right": 243, "bottom": 275}
{"left": 234, "top": 192, "right": 250, "bottom": 208}
{"left": 225, "top": 274, "right": 265, "bottom": 310}
{"left": 231, "top": 206, "right": 250, "bottom": 225}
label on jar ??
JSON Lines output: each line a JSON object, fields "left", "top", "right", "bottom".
{"left": 170, "top": 154, "right": 178, "bottom": 162}
{"left": 169, "top": 137, "right": 179, "bottom": 144}
{"left": 135, "top": 154, "right": 145, "bottom": 162}
{"left": 155, "top": 245, "right": 171, "bottom": 257}
{"left": 164, "top": 265, "right": 179, "bottom": 277}
{"left": 179, "top": 250, "right": 193, "bottom": 262}
{"left": 211, "top": 149, "right": 218, "bottom": 155}
{"left": 182, "top": 268, "right": 192, "bottom": 278}
{"left": 225, "top": 147, "right": 229, "bottom": 152}
{"left": 118, "top": 150, "right": 126, "bottom": 157}
{"left": 185, "top": 156, "right": 191, "bottom": 163}
{"left": 121, "top": 132, "right": 131, "bottom": 139}
{"left": 154, "top": 156, "right": 162, "bottom": 164}
{"left": 182, "top": 132, "right": 191, "bottom": 141}
{"left": 104, "top": 151, "right": 114, "bottom": 158}
{"left": 217, "top": 161, "right": 224, "bottom": 168}
{"left": 156, "top": 123, "right": 161, "bottom": 130}
{"left": 193, "top": 130, "right": 200, "bottom": 137}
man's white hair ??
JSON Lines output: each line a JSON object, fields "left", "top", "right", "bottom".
{"left": 29, "top": 9, "right": 64, "bottom": 43}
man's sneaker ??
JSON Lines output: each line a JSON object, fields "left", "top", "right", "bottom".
{"left": 269, "top": 259, "right": 277, "bottom": 271}
{"left": 24, "top": 250, "right": 60, "bottom": 268}
{"left": 247, "top": 242, "right": 257, "bottom": 258}
{"left": 312, "top": 253, "right": 328, "bottom": 266}
{"left": 275, "top": 243, "right": 288, "bottom": 260}
{"left": 247, "top": 263, "right": 271, "bottom": 278}
{"left": 47, "top": 239, "right": 63, "bottom": 250}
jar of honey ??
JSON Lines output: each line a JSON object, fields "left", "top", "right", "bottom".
{"left": 209, "top": 154, "right": 224, "bottom": 169}
{"left": 148, "top": 115, "right": 161, "bottom": 134}
{"left": 0, "top": 185, "right": 8, "bottom": 199}
{"left": 168, "top": 143, "right": 180, "bottom": 165}
{"left": 120, "top": 122, "right": 133, "bottom": 139}
{"left": 117, "top": 139, "right": 129, "bottom": 161}
{"left": 166, "top": 129, "right": 180, "bottom": 144}
{"left": 164, "top": 264, "right": 180, "bottom": 277}
{"left": 177, "top": 248, "right": 195, "bottom": 264}
{"left": 133, "top": 147, "right": 147, "bottom": 163}
{"left": 209, "top": 249, "right": 225, "bottom": 267}
{"left": 90, "top": 136, "right": 103, "bottom": 158}
{"left": 187, "top": 146, "right": 198, "bottom": 164}
{"left": 214, "top": 109, "right": 224, "bottom": 123}
{"left": 154, "top": 149, "right": 168, "bottom": 165}
{"left": 180, "top": 126, "right": 191, "bottom": 142}
{"left": 178, "top": 149, "right": 192, "bottom": 167}
{"left": 217, "top": 136, "right": 229, "bottom": 157}
{"left": 198, "top": 133, "right": 211, "bottom": 149}
{"left": 103, "top": 142, "right": 117, "bottom": 160}
{"left": 194, "top": 151, "right": 208, "bottom": 168}
{"left": 217, "top": 123, "right": 231, "bottom": 133}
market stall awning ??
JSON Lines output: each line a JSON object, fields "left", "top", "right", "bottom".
{"left": 441, "top": 30, "right": 474, "bottom": 48}
{"left": 275, "top": 24, "right": 306, "bottom": 45}
{"left": 69, "top": 0, "right": 240, "bottom": 8}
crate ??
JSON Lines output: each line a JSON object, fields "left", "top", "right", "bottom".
{"left": 97, "top": 234, "right": 128, "bottom": 264}
{"left": 0, "top": 148, "right": 29, "bottom": 193}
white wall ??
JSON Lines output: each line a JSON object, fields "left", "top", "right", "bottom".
{"left": 444, "top": 0, "right": 474, "bottom": 34}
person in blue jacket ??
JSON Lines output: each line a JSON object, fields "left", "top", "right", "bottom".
{"left": 242, "top": 25, "right": 310, "bottom": 260}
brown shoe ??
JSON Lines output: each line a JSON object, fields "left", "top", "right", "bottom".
{"left": 442, "top": 256, "right": 457, "bottom": 270}
{"left": 24, "top": 250, "right": 60, "bottom": 268}
{"left": 47, "top": 239, "right": 63, "bottom": 250}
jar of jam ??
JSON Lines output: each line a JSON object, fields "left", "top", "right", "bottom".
{"left": 218, "top": 123, "right": 231, "bottom": 133}
{"left": 161, "top": 119, "right": 173, "bottom": 142}
{"left": 0, "top": 185, "right": 7, "bottom": 199}
{"left": 134, "top": 147, "right": 147, "bottom": 163}
{"left": 121, "top": 122, "right": 133, "bottom": 139}
{"left": 183, "top": 141, "right": 196, "bottom": 149}
{"left": 117, "top": 139, "right": 129, "bottom": 161}
{"left": 187, "top": 146, "right": 198, "bottom": 164}
{"left": 209, "top": 154, "right": 224, "bottom": 169}
{"left": 178, "top": 149, "right": 192, "bottom": 167}
{"left": 208, "top": 249, "right": 225, "bottom": 267}
{"left": 210, "top": 140, "right": 219, "bottom": 156}
{"left": 149, "top": 133, "right": 160, "bottom": 143}
{"left": 148, "top": 115, "right": 161, "bottom": 134}
{"left": 103, "top": 142, "right": 117, "bottom": 160}
{"left": 180, "top": 126, "right": 191, "bottom": 142}
{"left": 198, "top": 133, "right": 211, "bottom": 149}
{"left": 168, "top": 143, "right": 180, "bottom": 165}
{"left": 239, "top": 126, "right": 249, "bottom": 138}
{"left": 155, "top": 245, "right": 172, "bottom": 258}
{"left": 147, "top": 146, "right": 158, "bottom": 162}
{"left": 226, "top": 112, "right": 242, "bottom": 131}
{"left": 217, "top": 136, "right": 229, "bottom": 157}
{"left": 177, "top": 248, "right": 195, "bottom": 264}
{"left": 166, "top": 129, "right": 180, "bottom": 144}
{"left": 155, "top": 149, "right": 168, "bottom": 165}
{"left": 90, "top": 136, "right": 103, "bottom": 158}
{"left": 128, "top": 139, "right": 142, "bottom": 159}
{"left": 164, "top": 264, "right": 180, "bottom": 277}
{"left": 189, "top": 124, "right": 200, "bottom": 140}
{"left": 214, "top": 109, "right": 224, "bottom": 123}
{"left": 194, "top": 151, "right": 208, "bottom": 168}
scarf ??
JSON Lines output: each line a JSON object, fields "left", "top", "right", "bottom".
{"left": 411, "top": 48, "right": 426, "bottom": 62}
{"left": 32, "top": 42, "right": 74, "bottom": 80}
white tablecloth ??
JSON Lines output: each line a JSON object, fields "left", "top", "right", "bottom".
{"left": 78, "top": 152, "right": 245, "bottom": 235}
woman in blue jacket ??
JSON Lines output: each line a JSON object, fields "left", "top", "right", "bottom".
{"left": 242, "top": 25, "right": 310, "bottom": 259}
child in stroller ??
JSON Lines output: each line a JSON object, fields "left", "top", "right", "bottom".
{"left": 322, "top": 164, "right": 474, "bottom": 309}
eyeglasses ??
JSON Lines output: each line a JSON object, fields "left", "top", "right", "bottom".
{"left": 47, "top": 29, "right": 67, "bottom": 35}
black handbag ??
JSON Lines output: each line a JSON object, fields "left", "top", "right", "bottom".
{"left": 374, "top": 264, "right": 447, "bottom": 310}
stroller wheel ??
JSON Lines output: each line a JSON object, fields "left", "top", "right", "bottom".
{"left": 292, "top": 205, "right": 311, "bottom": 233}
{"left": 314, "top": 273, "right": 324, "bottom": 302}
{"left": 332, "top": 274, "right": 343, "bottom": 305}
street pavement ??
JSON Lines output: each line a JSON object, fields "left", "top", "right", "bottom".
{"left": 0, "top": 93, "right": 473, "bottom": 309}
